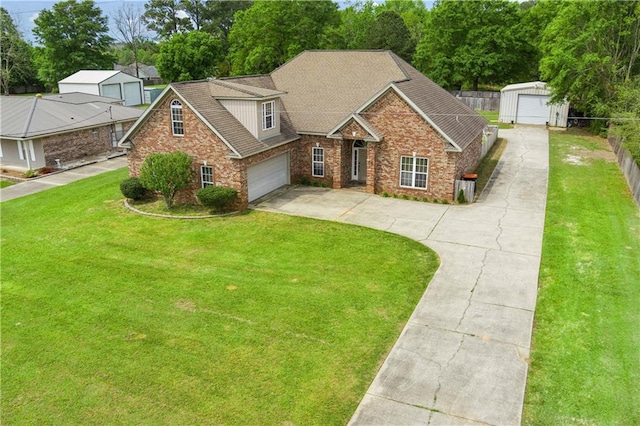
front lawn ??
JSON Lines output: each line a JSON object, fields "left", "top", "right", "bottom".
{"left": 1, "top": 169, "right": 438, "bottom": 424}
{"left": 524, "top": 130, "right": 640, "bottom": 424}
{"left": 0, "top": 180, "right": 15, "bottom": 188}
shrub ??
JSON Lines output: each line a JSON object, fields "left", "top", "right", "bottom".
{"left": 139, "top": 151, "right": 194, "bottom": 209}
{"left": 457, "top": 189, "right": 467, "bottom": 204}
{"left": 196, "top": 186, "right": 238, "bottom": 212}
{"left": 22, "top": 169, "right": 37, "bottom": 178}
{"left": 382, "top": 192, "right": 390, "bottom": 197}
{"left": 120, "top": 177, "right": 148, "bottom": 200}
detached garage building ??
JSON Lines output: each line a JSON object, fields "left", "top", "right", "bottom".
{"left": 499, "top": 81, "right": 569, "bottom": 127}
{"left": 58, "top": 71, "right": 144, "bottom": 106}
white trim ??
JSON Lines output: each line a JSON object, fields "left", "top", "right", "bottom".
{"left": 326, "top": 114, "right": 382, "bottom": 142}
{"left": 170, "top": 99, "right": 184, "bottom": 136}
{"left": 312, "top": 146, "right": 324, "bottom": 177}
{"left": 28, "top": 140, "right": 35, "bottom": 161}
{"left": 262, "top": 100, "right": 276, "bottom": 131}
{"left": 0, "top": 140, "right": 3, "bottom": 158}
{"left": 17, "top": 140, "right": 24, "bottom": 160}
{"left": 399, "top": 155, "right": 429, "bottom": 189}
{"left": 200, "top": 165, "right": 214, "bottom": 187}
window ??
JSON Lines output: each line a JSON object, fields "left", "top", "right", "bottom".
{"left": 92, "top": 128, "right": 99, "bottom": 139}
{"left": 400, "top": 156, "right": 428, "bottom": 189}
{"left": 17, "top": 140, "right": 35, "bottom": 162}
{"left": 262, "top": 100, "right": 275, "bottom": 130}
{"left": 312, "top": 147, "right": 324, "bottom": 177}
{"left": 170, "top": 100, "right": 184, "bottom": 135}
{"left": 201, "top": 165, "right": 214, "bottom": 187}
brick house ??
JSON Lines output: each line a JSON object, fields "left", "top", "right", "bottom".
{"left": 0, "top": 93, "right": 141, "bottom": 171}
{"left": 120, "top": 50, "right": 488, "bottom": 208}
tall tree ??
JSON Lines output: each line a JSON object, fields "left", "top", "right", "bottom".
{"left": 539, "top": 0, "right": 640, "bottom": 119}
{"left": 156, "top": 30, "right": 222, "bottom": 81}
{"left": 180, "top": 0, "right": 207, "bottom": 30}
{"left": 377, "top": 0, "right": 427, "bottom": 52}
{"left": 33, "top": 0, "right": 114, "bottom": 88}
{"left": 364, "top": 10, "right": 415, "bottom": 61}
{"left": 113, "top": 4, "right": 147, "bottom": 77}
{"left": 414, "top": 0, "right": 533, "bottom": 90}
{"left": 227, "top": 0, "right": 339, "bottom": 75}
{"left": 0, "top": 8, "right": 36, "bottom": 95}
{"left": 611, "top": 77, "right": 640, "bottom": 164}
{"left": 142, "top": 0, "right": 192, "bottom": 40}
{"left": 322, "top": 1, "right": 377, "bottom": 49}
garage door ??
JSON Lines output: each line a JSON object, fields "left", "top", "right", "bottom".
{"left": 247, "top": 153, "right": 289, "bottom": 201}
{"left": 102, "top": 84, "right": 122, "bottom": 100}
{"left": 516, "top": 94, "right": 550, "bottom": 125}
{"left": 123, "top": 82, "right": 142, "bottom": 106}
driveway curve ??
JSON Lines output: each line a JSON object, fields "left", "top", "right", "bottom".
{"left": 253, "top": 127, "right": 548, "bottom": 425}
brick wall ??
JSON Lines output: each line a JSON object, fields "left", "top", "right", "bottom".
{"left": 362, "top": 90, "right": 460, "bottom": 200}
{"left": 41, "top": 121, "right": 134, "bottom": 166}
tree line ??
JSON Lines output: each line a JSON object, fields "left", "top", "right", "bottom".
{"left": 1, "top": 0, "right": 639, "bottom": 151}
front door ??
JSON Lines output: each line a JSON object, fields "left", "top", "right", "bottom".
{"left": 351, "top": 141, "right": 367, "bottom": 182}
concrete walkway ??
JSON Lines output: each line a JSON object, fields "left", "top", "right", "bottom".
{"left": 254, "top": 127, "right": 548, "bottom": 425}
{"left": 0, "top": 156, "right": 127, "bottom": 202}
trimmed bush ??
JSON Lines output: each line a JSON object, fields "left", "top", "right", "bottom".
{"left": 120, "top": 177, "right": 148, "bottom": 200}
{"left": 196, "top": 186, "right": 238, "bottom": 212}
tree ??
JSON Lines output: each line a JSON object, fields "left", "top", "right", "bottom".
{"left": 414, "top": 0, "right": 533, "bottom": 90}
{"left": 156, "top": 30, "right": 222, "bottom": 81}
{"left": 611, "top": 77, "right": 640, "bottom": 164}
{"left": 33, "top": 0, "right": 114, "bottom": 88}
{"left": 539, "top": 1, "right": 640, "bottom": 122}
{"left": 142, "top": 0, "right": 192, "bottom": 40}
{"left": 228, "top": 0, "right": 339, "bottom": 75}
{"left": 113, "top": 4, "right": 147, "bottom": 77}
{"left": 364, "top": 10, "right": 414, "bottom": 61}
{"left": 139, "top": 151, "right": 194, "bottom": 209}
{"left": 322, "top": 1, "right": 377, "bottom": 49}
{"left": 0, "top": 8, "right": 37, "bottom": 95}
{"left": 377, "top": 0, "right": 427, "bottom": 52}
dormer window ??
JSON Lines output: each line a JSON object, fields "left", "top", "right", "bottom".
{"left": 171, "top": 99, "right": 184, "bottom": 136}
{"left": 262, "top": 100, "right": 275, "bottom": 131}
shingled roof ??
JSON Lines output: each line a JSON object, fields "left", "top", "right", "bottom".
{"left": 121, "top": 50, "right": 486, "bottom": 157}
{"left": 170, "top": 80, "right": 298, "bottom": 158}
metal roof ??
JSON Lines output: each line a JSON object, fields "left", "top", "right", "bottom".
{"left": 58, "top": 70, "right": 124, "bottom": 84}
{"left": 501, "top": 81, "right": 549, "bottom": 93}
{"left": 0, "top": 94, "right": 142, "bottom": 140}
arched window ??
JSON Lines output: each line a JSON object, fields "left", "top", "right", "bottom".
{"left": 170, "top": 100, "right": 184, "bottom": 135}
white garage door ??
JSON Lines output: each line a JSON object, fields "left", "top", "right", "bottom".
{"left": 516, "top": 94, "right": 550, "bottom": 125}
{"left": 123, "top": 82, "right": 142, "bottom": 106}
{"left": 102, "top": 84, "right": 122, "bottom": 100}
{"left": 248, "top": 153, "right": 289, "bottom": 201}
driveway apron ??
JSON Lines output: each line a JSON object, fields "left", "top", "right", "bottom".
{"left": 254, "top": 127, "right": 548, "bottom": 425}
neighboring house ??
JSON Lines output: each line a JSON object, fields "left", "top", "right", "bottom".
{"left": 499, "top": 81, "right": 570, "bottom": 127}
{"left": 58, "top": 70, "right": 144, "bottom": 107}
{"left": 120, "top": 50, "right": 488, "bottom": 208}
{"left": 0, "top": 93, "right": 142, "bottom": 171}
{"left": 115, "top": 63, "right": 163, "bottom": 86}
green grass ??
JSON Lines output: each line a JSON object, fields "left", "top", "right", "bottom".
{"left": 476, "top": 109, "right": 513, "bottom": 129}
{"left": 474, "top": 137, "right": 507, "bottom": 198}
{"left": 0, "top": 180, "right": 15, "bottom": 188}
{"left": 523, "top": 130, "right": 640, "bottom": 424}
{"left": 1, "top": 168, "right": 438, "bottom": 424}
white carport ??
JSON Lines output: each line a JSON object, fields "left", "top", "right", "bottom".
{"left": 498, "top": 81, "right": 569, "bottom": 127}
{"left": 58, "top": 70, "right": 144, "bottom": 106}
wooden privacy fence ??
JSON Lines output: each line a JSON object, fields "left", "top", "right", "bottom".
{"left": 481, "top": 125, "right": 499, "bottom": 159}
{"left": 455, "top": 179, "right": 475, "bottom": 203}
{"left": 450, "top": 91, "right": 501, "bottom": 111}
{"left": 609, "top": 137, "right": 640, "bottom": 206}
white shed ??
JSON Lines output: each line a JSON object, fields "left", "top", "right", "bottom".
{"left": 498, "top": 81, "right": 569, "bottom": 127}
{"left": 58, "top": 70, "right": 144, "bottom": 106}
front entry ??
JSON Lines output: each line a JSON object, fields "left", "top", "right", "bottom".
{"left": 351, "top": 140, "right": 367, "bottom": 182}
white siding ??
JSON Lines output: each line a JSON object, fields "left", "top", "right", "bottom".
{"left": 220, "top": 99, "right": 260, "bottom": 138}
{"left": 58, "top": 83, "right": 100, "bottom": 95}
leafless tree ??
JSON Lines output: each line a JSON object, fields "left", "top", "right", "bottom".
{"left": 113, "top": 4, "right": 146, "bottom": 77}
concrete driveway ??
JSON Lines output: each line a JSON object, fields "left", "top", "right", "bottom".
{"left": 253, "top": 127, "right": 548, "bottom": 425}
{"left": 0, "top": 156, "right": 127, "bottom": 202}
